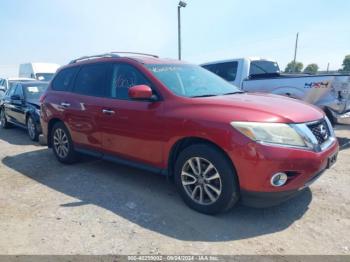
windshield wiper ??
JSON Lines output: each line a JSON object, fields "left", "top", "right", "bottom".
{"left": 191, "top": 94, "right": 218, "bottom": 98}
{"left": 221, "top": 91, "right": 245, "bottom": 95}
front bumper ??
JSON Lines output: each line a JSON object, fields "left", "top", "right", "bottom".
{"left": 241, "top": 168, "right": 327, "bottom": 207}
{"left": 39, "top": 112, "right": 48, "bottom": 146}
{"left": 241, "top": 189, "right": 305, "bottom": 208}
{"left": 228, "top": 135, "right": 339, "bottom": 201}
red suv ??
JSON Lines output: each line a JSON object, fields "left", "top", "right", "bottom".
{"left": 40, "top": 52, "right": 339, "bottom": 214}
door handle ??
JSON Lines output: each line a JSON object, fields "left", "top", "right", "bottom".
{"left": 60, "top": 102, "right": 71, "bottom": 108}
{"left": 102, "top": 109, "right": 115, "bottom": 115}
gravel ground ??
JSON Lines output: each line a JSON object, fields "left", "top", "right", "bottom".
{"left": 0, "top": 125, "right": 349, "bottom": 255}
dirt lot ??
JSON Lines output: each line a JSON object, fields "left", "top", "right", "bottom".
{"left": 0, "top": 126, "right": 349, "bottom": 255}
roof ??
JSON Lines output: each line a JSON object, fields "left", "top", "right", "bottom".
{"left": 67, "top": 52, "right": 187, "bottom": 66}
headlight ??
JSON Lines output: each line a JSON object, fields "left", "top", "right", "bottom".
{"left": 231, "top": 121, "right": 307, "bottom": 148}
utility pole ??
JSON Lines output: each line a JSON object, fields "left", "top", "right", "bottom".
{"left": 292, "top": 32, "right": 299, "bottom": 73}
{"left": 327, "top": 62, "right": 330, "bottom": 73}
{"left": 177, "top": 1, "right": 187, "bottom": 60}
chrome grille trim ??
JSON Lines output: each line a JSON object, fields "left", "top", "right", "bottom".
{"left": 291, "top": 117, "right": 336, "bottom": 153}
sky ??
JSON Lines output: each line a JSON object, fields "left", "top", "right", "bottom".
{"left": 0, "top": 0, "right": 349, "bottom": 77}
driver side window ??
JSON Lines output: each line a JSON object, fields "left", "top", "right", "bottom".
{"left": 110, "top": 64, "right": 151, "bottom": 100}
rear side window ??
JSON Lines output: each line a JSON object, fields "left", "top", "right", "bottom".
{"left": 52, "top": 67, "right": 79, "bottom": 91}
{"left": 203, "top": 62, "right": 238, "bottom": 82}
{"left": 249, "top": 60, "right": 280, "bottom": 78}
{"left": 74, "top": 64, "right": 109, "bottom": 97}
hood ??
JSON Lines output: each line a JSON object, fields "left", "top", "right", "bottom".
{"left": 190, "top": 93, "right": 324, "bottom": 124}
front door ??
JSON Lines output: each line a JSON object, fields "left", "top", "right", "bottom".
{"left": 99, "top": 63, "right": 165, "bottom": 168}
{"left": 7, "top": 84, "right": 26, "bottom": 125}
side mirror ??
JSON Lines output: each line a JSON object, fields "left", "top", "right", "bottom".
{"left": 128, "top": 85, "right": 155, "bottom": 100}
{"left": 11, "top": 94, "right": 21, "bottom": 101}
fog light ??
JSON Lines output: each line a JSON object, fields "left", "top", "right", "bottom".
{"left": 270, "top": 172, "right": 288, "bottom": 187}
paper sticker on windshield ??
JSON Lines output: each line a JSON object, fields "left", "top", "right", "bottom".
{"left": 150, "top": 66, "right": 181, "bottom": 72}
{"left": 27, "top": 86, "right": 39, "bottom": 93}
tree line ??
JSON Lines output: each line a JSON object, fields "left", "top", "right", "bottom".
{"left": 284, "top": 55, "right": 350, "bottom": 74}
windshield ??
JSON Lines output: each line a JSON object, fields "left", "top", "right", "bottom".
{"left": 36, "top": 73, "right": 54, "bottom": 81}
{"left": 146, "top": 64, "right": 241, "bottom": 97}
{"left": 23, "top": 83, "right": 48, "bottom": 100}
{"left": 8, "top": 81, "right": 17, "bottom": 90}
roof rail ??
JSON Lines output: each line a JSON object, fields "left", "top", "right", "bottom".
{"left": 69, "top": 53, "right": 120, "bottom": 64}
{"left": 110, "top": 51, "right": 159, "bottom": 58}
{"left": 68, "top": 51, "right": 159, "bottom": 64}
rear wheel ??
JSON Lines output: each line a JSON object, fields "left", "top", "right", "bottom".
{"left": 27, "top": 116, "right": 39, "bottom": 141}
{"left": 0, "top": 109, "right": 10, "bottom": 129}
{"left": 174, "top": 144, "right": 240, "bottom": 215}
{"left": 51, "top": 122, "right": 78, "bottom": 164}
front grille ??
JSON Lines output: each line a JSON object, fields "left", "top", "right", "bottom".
{"left": 308, "top": 119, "right": 331, "bottom": 145}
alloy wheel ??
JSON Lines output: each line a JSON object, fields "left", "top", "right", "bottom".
{"left": 27, "top": 117, "right": 36, "bottom": 139}
{"left": 181, "top": 157, "right": 222, "bottom": 205}
{"left": 53, "top": 128, "right": 69, "bottom": 159}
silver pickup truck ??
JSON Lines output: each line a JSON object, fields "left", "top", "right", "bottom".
{"left": 202, "top": 58, "right": 350, "bottom": 125}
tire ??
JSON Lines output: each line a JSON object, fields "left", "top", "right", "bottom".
{"left": 27, "top": 115, "right": 39, "bottom": 141}
{"left": 174, "top": 144, "right": 240, "bottom": 215}
{"left": 0, "top": 108, "right": 10, "bottom": 129}
{"left": 51, "top": 122, "right": 78, "bottom": 164}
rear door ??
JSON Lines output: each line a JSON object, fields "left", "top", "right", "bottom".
{"left": 66, "top": 63, "right": 110, "bottom": 151}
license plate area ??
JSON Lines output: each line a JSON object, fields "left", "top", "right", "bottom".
{"left": 327, "top": 152, "right": 338, "bottom": 168}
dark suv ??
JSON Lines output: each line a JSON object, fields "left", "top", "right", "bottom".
{"left": 40, "top": 52, "right": 338, "bottom": 214}
{"left": 0, "top": 81, "right": 48, "bottom": 141}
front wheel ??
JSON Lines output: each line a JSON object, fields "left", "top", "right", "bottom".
{"left": 27, "top": 116, "right": 39, "bottom": 141}
{"left": 174, "top": 144, "right": 240, "bottom": 215}
{"left": 51, "top": 122, "right": 78, "bottom": 164}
